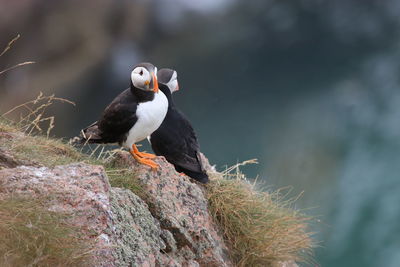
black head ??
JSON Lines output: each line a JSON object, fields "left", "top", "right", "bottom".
{"left": 131, "top": 62, "right": 159, "bottom": 93}
{"left": 157, "top": 68, "right": 179, "bottom": 94}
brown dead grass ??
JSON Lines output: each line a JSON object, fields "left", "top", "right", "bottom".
{"left": 0, "top": 197, "right": 93, "bottom": 267}
{"left": 2, "top": 92, "right": 75, "bottom": 137}
{"left": 0, "top": 34, "right": 34, "bottom": 75}
{"left": 0, "top": 118, "right": 15, "bottom": 133}
{"left": 0, "top": 119, "right": 84, "bottom": 167}
{"left": 206, "top": 161, "right": 314, "bottom": 266}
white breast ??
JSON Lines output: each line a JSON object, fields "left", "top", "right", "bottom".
{"left": 122, "top": 91, "right": 168, "bottom": 149}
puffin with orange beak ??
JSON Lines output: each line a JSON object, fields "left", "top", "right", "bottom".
{"left": 77, "top": 62, "right": 168, "bottom": 170}
{"left": 149, "top": 68, "right": 209, "bottom": 183}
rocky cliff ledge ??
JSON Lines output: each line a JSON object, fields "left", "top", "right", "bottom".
{"left": 0, "top": 152, "right": 230, "bottom": 266}
{"left": 0, "top": 125, "right": 308, "bottom": 266}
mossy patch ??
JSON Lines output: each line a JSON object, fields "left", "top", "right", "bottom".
{"left": 106, "top": 167, "right": 145, "bottom": 199}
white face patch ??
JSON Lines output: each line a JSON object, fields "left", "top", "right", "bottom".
{"left": 167, "top": 71, "right": 179, "bottom": 93}
{"left": 131, "top": 67, "right": 152, "bottom": 90}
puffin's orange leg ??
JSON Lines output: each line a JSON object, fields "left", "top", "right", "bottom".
{"left": 179, "top": 172, "right": 186, "bottom": 177}
{"left": 132, "top": 144, "right": 156, "bottom": 159}
{"left": 138, "top": 152, "right": 156, "bottom": 158}
{"left": 130, "top": 144, "right": 158, "bottom": 170}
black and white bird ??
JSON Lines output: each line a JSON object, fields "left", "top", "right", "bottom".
{"left": 149, "top": 68, "right": 209, "bottom": 183}
{"left": 78, "top": 62, "right": 168, "bottom": 170}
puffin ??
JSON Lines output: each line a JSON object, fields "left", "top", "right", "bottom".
{"left": 149, "top": 68, "right": 209, "bottom": 183}
{"left": 78, "top": 62, "right": 168, "bottom": 170}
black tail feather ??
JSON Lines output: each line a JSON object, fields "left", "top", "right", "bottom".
{"left": 69, "top": 121, "right": 104, "bottom": 146}
{"left": 175, "top": 166, "right": 209, "bottom": 184}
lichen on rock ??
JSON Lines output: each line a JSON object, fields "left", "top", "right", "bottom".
{"left": 108, "top": 151, "right": 233, "bottom": 267}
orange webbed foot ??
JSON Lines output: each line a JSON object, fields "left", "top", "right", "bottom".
{"left": 139, "top": 157, "right": 159, "bottom": 170}
{"left": 130, "top": 144, "right": 158, "bottom": 170}
{"left": 131, "top": 144, "right": 156, "bottom": 159}
{"left": 136, "top": 151, "right": 156, "bottom": 159}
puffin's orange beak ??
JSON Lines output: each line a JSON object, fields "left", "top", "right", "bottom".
{"left": 153, "top": 73, "right": 159, "bottom": 93}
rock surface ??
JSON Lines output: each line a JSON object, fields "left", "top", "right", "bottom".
{"left": 0, "top": 148, "right": 232, "bottom": 267}
{"left": 110, "top": 151, "right": 231, "bottom": 267}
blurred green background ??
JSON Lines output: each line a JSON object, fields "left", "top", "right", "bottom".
{"left": 1, "top": 0, "right": 400, "bottom": 266}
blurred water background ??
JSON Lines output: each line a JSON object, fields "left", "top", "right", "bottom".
{"left": 1, "top": 0, "right": 400, "bottom": 266}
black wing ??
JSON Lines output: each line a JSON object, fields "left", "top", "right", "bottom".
{"left": 96, "top": 89, "right": 138, "bottom": 144}
{"left": 151, "top": 108, "right": 204, "bottom": 173}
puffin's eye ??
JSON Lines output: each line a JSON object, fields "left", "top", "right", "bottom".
{"left": 139, "top": 70, "right": 143, "bottom": 76}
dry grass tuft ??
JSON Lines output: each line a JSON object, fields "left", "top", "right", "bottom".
{"left": 206, "top": 161, "right": 314, "bottom": 266}
{"left": 0, "top": 90, "right": 82, "bottom": 168}
{"left": 10, "top": 134, "right": 84, "bottom": 167}
{"left": 0, "top": 117, "right": 16, "bottom": 133}
{"left": 0, "top": 197, "right": 93, "bottom": 267}
{"left": 0, "top": 34, "right": 35, "bottom": 75}
{"left": 3, "top": 92, "right": 75, "bottom": 137}
{"left": 0, "top": 119, "right": 84, "bottom": 167}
